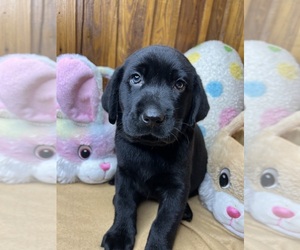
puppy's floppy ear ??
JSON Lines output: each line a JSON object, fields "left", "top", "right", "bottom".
{"left": 188, "top": 74, "right": 210, "bottom": 125}
{"left": 101, "top": 66, "right": 124, "bottom": 124}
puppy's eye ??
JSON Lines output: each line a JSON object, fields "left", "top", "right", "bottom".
{"left": 174, "top": 80, "right": 186, "bottom": 91}
{"left": 219, "top": 168, "right": 230, "bottom": 188}
{"left": 78, "top": 145, "right": 92, "bottom": 159}
{"left": 35, "top": 145, "right": 56, "bottom": 159}
{"left": 130, "top": 73, "right": 142, "bottom": 85}
{"left": 260, "top": 168, "right": 278, "bottom": 188}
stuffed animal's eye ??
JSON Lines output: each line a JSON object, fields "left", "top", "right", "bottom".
{"left": 174, "top": 80, "right": 186, "bottom": 91}
{"left": 260, "top": 168, "right": 278, "bottom": 188}
{"left": 78, "top": 145, "right": 92, "bottom": 159}
{"left": 130, "top": 73, "right": 142, "bottom": 85}
{"left": 219, "top": 168, "right": 230, "bottom": 188}
{"left": 35, "top": 145, "right": 56, "bottom": 159}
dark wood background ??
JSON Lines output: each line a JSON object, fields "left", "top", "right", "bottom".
{"left": 0, "top": 0, "right": 56, "bottom": 60}
{"left": 2, "top": 0, "right": 300, "bottom": 65}
{"left": 56, "top": 0, "right": 244, "bottom": 68}
{"left": 245, "top": 0, "right": 300, "bottom": 61}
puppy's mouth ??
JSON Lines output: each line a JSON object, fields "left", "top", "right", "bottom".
{"left": 121, "top": 110, "right": 183, "bottom": 146}
{"left": 122, "top": 132, "right": 178, "bottom": 146}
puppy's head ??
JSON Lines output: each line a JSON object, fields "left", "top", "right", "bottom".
{"left": 102, "top": 45, "right": 209, "bottom": 145}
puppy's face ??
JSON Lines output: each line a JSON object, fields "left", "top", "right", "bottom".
{"left": 102, "top": 46, "right": 209, "bottom": 145}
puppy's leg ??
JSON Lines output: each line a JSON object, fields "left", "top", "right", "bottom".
{"left": 182, "top": 202, "right": 193, "bottom": 222}
{"left": 145, "top": 188, "right": 189, "bottom": 250}
{"left": 101, "top": 170, "right": 141, "bottom": 250}
{"left": 108, "top": 177, "right": 115, "bottom": 185}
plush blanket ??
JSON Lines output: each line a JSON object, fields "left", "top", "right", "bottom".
{"left": 245, "top": 213, "right": 300, "bottom": 250}
{"left": 0, "top": 183, "right": 56, "bottom": 250}
{"left": 56, "top": 183, "right": 242, "bottom": 250}
{"left": 1, "top": 182, "right": 243, "bottom": 249}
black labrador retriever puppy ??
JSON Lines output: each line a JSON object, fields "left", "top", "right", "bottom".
{"left": 101, "top": 45, "right": 209, "bottom": 250}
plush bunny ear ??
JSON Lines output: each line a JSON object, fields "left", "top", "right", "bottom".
{"left": 0, "top": 54, "right": 56, "bottom": 123}
{"left": 223, "top": 111, "right": 244, "bottom": 136}
{"left": 98, "top": 66, "right": 115, "bottom": 80}
{"left": 57, "top": 54, "right": 103, "bottom": 123}
{"left": 264, "top": 111, "right": 300, "bottom": 136}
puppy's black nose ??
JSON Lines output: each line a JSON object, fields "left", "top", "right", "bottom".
{"left": 141, "top": 108, "right": 165, "bottom": 126}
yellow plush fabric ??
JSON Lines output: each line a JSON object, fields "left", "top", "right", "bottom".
{"left": 245, "top": 112, "right": 300, "bottom": 202}
{"left": 207, "top": 112, "right": 244, "bottom": 202}
{"left": 244, "top": 112, "right": 300, "bottom": 241}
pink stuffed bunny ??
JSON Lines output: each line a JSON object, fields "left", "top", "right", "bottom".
{"left": 56, "top": 54, "right": 117, "bottom": 184}
{"left": 0, "top": 54, "right": 56, "bottom": 184}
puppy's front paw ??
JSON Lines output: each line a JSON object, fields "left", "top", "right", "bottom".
{"left": 101, "top": 229, "right": 135, "bottom": 250}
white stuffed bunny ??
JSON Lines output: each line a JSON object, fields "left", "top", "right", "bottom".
{"left": 56, "top": 54, "right": 117, "bottom": 184}
{"left": 0, "top": 54, "right": 57, "bottom": 184}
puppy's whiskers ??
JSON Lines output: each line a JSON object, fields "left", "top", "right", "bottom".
{"left": 169, "top": 132, "right": 179, "bottom": 143}
{"left": 173, "top": 127, "right": 190, "bottom": 144}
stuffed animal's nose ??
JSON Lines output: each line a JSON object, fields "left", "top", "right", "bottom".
{"left": 141, "top": 107, "right": 165, "bottom": 126}
{"left": 272, "top": 206, "right": 295, "bottom": 219}
{"left": 100, "top": 163, "right": 110, "bottom": 171}
{"left": 226, "top": 206, "right": 241, "bottom": 219}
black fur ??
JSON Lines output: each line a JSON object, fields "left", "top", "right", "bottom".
{"left": 101, "top": 45, "right": 209, "bottom": 250}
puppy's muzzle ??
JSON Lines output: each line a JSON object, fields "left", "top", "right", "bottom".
{"left": 141, "top": 107, "right": 165, "bottom": 127}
